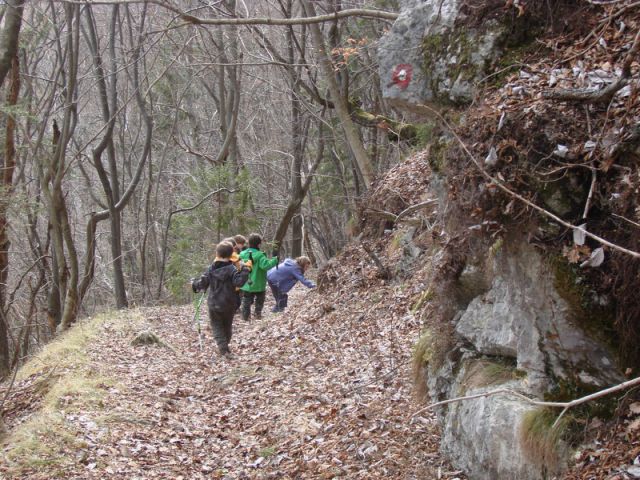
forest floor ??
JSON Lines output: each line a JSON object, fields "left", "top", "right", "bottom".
{"left": 0, "top": 287, "right": 464, "bottom": 480}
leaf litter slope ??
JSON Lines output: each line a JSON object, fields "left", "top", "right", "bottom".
{"left": 3, "top": 287, "right": 462, "bottom": 479}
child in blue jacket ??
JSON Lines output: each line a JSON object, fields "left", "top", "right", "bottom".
{"left": 267, "top": 256, "right": 316, "bottom": 313}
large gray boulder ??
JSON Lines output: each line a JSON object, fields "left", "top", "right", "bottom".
{"left": 377, "top": 0, "right": 508, "bottom": 109}
{"left": 456, "top": 247, "right": 623, "bottom": 394}
{"left": 441, "top": 362, "right": 549, "bottom": 480}
{"left": 427, "top": 244, "right": 623, "bottom": 479}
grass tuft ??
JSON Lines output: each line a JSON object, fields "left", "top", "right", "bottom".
{"left": 519, "top": 407, "right": 575, "bottom": 469}
{"left": 412, "top": 329, "right": 434, "bottom": 401}
{"left": 131, "top": 329, "right": 165, "bottom": 347}
{"left": 460, "top": 359, "right": 523, "bottom": 394}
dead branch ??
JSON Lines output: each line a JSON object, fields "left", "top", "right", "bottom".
{"left": 544, "top": 28, "right": 640, "bottom": 104}
{"left": 610, "top": 1, "right": 640, "bottom": 20}
{"left": 364, "top": 200, "right": 437, "bottom": 226}
{"left": 64, "top": 1, "right": 399, "bottom": 25}
{"left": 362, "top": 243, "right": 392, "bottom": 280}
{"left": 420, "top": 105, "right": 640, "bottom": 259}
{"left": 612, "top": 212, "right": 640, "bottom": 229}
{"left": 543, "top": 78, "right": 628, "bottom": 103}
{"left": 585, "top": 0, "right": 627, "bottom": 5}
{"left": 583, "top": 166, "right": 597, "bottom": 219}
{"left": 364, "top": 208, "right": 398, "bottom": 222}
{"left": 411, "top": 375, "right": 640, "bottom": 428}
{"left": 396, "top": 199, "right": 438, "bottom": 223}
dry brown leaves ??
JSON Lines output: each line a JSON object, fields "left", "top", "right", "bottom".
{"left": 368, "top": 150, "right": 433, "bottom": 212}
{"left": 563, "top": 397, "right": 640, "bottom": 480}
{"left": 0, "top": 266, "right": 462, "bottom": 479}
{"left": 480, "top": 6, "right": 640, "bottom": 168}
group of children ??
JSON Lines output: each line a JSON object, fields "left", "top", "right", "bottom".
{"left": 191, "top": 233, "right": 316, "bottom": 358}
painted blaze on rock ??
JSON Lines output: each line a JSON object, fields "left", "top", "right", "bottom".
{"left": 389, "top": 64, "right": 413, "bottom": 90}
{"left": 377, "top": 0, "right": 520, "bottom": 109}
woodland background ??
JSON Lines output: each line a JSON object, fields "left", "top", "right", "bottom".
{"left": 0, "top": 0, "right": 408, "bottom": 378}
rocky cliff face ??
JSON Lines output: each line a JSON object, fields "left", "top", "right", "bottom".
{"left": 378, "top": 0, "right": 524, "bottom": 109}
{"left": 428, "top": 244, "right": 622, "bottom": 479}
{"left": 378, "top": 1, "right": 631, "bottom": 478}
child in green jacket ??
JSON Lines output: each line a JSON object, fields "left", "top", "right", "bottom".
{"left": 239, "top": 233, "right": 278, "bottom": 321}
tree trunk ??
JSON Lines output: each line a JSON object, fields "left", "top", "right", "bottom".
{"left": 273, "top": 121, "right": 325, "bottom": 255}
{"left": 84, "top": 5, "right": 129, "bottom": 309}
{"left": 0, "top": 0, "right": 25, "bottom": 90}
{"left": 0, "top": 54, "right": 19, "bottom": 377}
{"left": 288, "top": 9, "right": 305, "bottom": 258}
{"left": 300, "top": 0, "right": 374, "bottom": 189}
{"left": 41, "top": 4, "right": 81, "bottom": 332}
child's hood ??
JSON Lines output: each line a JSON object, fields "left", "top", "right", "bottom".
{"left": 268, "top": 258, "right": 300, "bottom": 279}
{"left": 210, "top": 260, "right": 234, "bottom": 278}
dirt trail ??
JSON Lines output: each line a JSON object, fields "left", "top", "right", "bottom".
{"left": 3, "top": 287, "right": 462, "bottom": 479}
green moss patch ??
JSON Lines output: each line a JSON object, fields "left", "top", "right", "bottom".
{"left": 551, "top": 256, "right": 618, "bottom": 356}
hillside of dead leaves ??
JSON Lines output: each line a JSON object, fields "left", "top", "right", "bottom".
{"left": 0, "top": 282, "right": 465, "bottom": 479}
{"left": 2, "top": 2, "right": 640, "bottom": 479}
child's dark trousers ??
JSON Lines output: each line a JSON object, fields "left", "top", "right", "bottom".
{"left": 209, "top": 309, "right": 234, "bottom": 354}
{"left": 241, "top": 291, "right": 265, "bottom": 320}
{"left": 268, "top": 281, "right": 288, "bottom": 312}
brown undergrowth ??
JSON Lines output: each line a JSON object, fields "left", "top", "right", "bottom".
{"left": 437, "top": 4, "right": 640, "bottom": 368}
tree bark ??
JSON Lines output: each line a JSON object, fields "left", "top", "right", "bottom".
{"left": 40, "top": 4, "right": 82, "bottom": 332}
{"left": 0, "top": 0, "right": 25, "bottom": 91}
{"left": 0, "top": 55, "right": 20, "bottom": 378}
{"left": 84, "top": 5, "right": 129, "bottom": 308}
{"left": 273, "top": 122, "right": 325, "bottom": 255}
{"left": 301, "top": 0, "right": 375, "bottom": 190}
{"left": 287, "top": 4, "right": 306, "bottom": 258}
{"left": 149, "top": 3, "right": 398, "bottom": 26}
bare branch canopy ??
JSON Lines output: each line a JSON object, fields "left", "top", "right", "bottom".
{"left": 58, "top": 1, "right": 399, "bottom": 25}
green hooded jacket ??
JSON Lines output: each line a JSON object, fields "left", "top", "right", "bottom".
{"left": 239, "top": 248, "right": 278, "bottom": 293}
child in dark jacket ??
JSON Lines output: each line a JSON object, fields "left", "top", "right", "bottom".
{"left": 267, "top": 256, "right": 316, "bottom": 313}
{"left": 192, "top": 242, "right": 250, "bottom": 356}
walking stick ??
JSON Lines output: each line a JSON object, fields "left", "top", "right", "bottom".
{"left": 193, "top": 292, "right": 205, "bottom": 351}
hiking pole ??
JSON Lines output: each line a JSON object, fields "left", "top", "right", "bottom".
{"left": 193, "top": 292, "right": 205, "bottom": 351}
{"left": 247, "top": 252, "right": 254, "bottom": 285}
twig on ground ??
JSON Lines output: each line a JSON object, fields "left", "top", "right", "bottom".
{"left": 362, "top": 243, "right": 392, "bottom": 279}
{"left": 364, "top": 199, "right": 437, "bottom": 226}
{"left": 612, "top": 212, "right": 640, "bottom": 229}
{"left": 583, "top": 165, "right": 597, "bottom": 219}
{"left": 544, "top": 28, "right": 640, "bottom": 104}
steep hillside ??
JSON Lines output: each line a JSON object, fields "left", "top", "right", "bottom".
{"left": 370, "top": 0, "right": 640, "bottom": 478}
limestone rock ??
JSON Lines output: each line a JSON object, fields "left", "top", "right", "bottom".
{"left": 378, "top": 0, "right": 507, "bottom": 109}
{"left": 427, "top": 245, "right": 623, "bottom": 479}
{"left": 455, "top": 247, "right": 623, "bottom": 394}
{"left": 441, "top": 368, "right": 550, "bottom": 480}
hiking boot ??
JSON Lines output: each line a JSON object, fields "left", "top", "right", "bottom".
{"left": 255, "top": 313, "right": 262, "bottom": 320}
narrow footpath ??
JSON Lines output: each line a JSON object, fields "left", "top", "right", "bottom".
{"left": 2, "top": 288, "right": 463, "bottom": 479}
